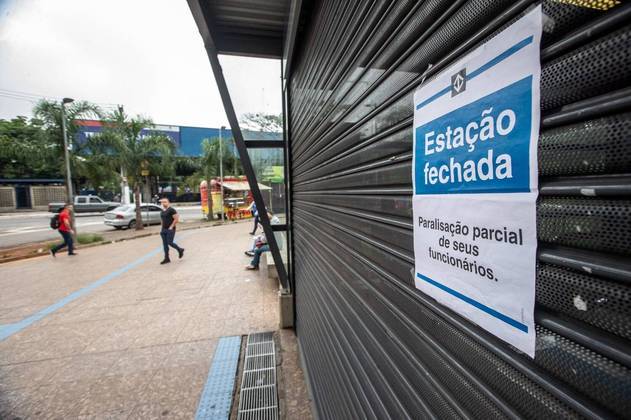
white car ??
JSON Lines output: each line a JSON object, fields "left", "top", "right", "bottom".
{"left": 104, "top": 204, "right": 163, "bottom": 229}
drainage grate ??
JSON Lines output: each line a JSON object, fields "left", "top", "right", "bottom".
{"left": 242, "top": 368, "right": 276, "bottom": 389}
{"left": 237, "top": 332, "right": 279, "bottom": 420}
{"left": 246, "top": 342, "right": 274, "bottom": 357}
{"left": 237, "top": 407, "right": 279, "bottom": 420}
{"left": 244, "top": 354, "right": 275, "bottom": 371}
{"left": 247, "top": 331, "right": 274, "bottom": 344}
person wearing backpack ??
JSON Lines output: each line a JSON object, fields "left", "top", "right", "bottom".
{"left": 51, "top": 204, "right": 77, "bottom": 257}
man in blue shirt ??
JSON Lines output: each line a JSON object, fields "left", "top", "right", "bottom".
{"left": 249, "top": 201, "right": 260, "bottom": 235}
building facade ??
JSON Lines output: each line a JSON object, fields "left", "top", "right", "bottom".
{"left": 75, "top": 120, "right": 281, "bottom": 157}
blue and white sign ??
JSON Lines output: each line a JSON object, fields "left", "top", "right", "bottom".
{"left": 412, "top": 7, "right": 542, "bottom": 357}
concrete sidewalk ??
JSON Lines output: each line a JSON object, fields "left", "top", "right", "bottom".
{"left": 0, "top": 222, "right": 310, "bottom": 419}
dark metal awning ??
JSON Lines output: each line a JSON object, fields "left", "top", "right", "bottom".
{"left": 192, "top": 0, "right": 290, "bottom": 59}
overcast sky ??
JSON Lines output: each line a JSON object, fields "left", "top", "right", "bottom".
{"left": 0, "top": 0, "right": 282, "bottom": 128}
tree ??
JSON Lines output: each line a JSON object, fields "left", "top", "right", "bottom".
{"left": 33, "top": 99, "right": 104, "bottom": 192}
{"left": 240, "top": 113, "right": 283, "bottom": 133}
{"left": 0, "top": 116, "right": 60, "bottom": 179}
{"left": 185, "top": 137, "right": 244, "bottom": 221}
{"left": 87, "top": 108, "right": 175, "bottom": 230}
{"left": 199, "top": 138, "right": 221, "bottom": 221}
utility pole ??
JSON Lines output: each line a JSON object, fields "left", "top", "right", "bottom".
{"left": 61, "top": 97, "right": 76, "bottom": 235}
{"left": 118, "top": 105, "right": 130, "bottom": 204}
{"left": 219, "top": 126, "right": 225, "bottom": 222}
{"left": 61, "top": 98, "right": 74, "bottom": 204}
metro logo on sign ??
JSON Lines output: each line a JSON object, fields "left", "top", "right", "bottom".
{"left": 451, "top": 69, "right": 467, "bottom": 96}
{"left": 412, "top": 7, "right": 542, "bottom": 357}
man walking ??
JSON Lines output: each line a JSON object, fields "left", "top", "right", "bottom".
{"left": 51, "top": 204, "right": 77, "bottom": 257}
{"left": 249, "top": 201, "right": 259, "bottom": 235}
{"left": 159, "top": 197, "right": 184, "bottom": 264}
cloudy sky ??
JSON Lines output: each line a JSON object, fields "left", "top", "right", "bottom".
{"left": 0, "top": 0, "right": 282, "bottom": 128}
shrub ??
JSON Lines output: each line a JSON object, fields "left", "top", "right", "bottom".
{"left": 76, "top": 233, "right": 104, "bottom": 244}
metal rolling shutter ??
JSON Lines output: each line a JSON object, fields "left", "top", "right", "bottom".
{"left": 288, "top": 1, "right": 631, "bottom": 418}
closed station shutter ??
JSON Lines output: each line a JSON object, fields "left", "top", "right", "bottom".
{"left": 288, "top": 1, "right": 630, "bottom": 419}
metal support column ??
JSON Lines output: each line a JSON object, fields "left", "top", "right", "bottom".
{"left": 282, "top": 61, "right": 296, "bottom": 324}
{"left": 188, "top": 0, "right": 290, "bottom": 292}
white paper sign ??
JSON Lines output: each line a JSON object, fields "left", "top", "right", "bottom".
{"left": 412, "top": 7, "right": 542, "bottom": 357}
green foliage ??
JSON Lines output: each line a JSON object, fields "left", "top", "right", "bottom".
{"left": 76, "top": 233, "right": 104, "bottom": 244}
{"left": 31, "top": 99, "right": 117, "bottom": 191}
{"left": 33, "top": 100, "right": 101, "bottom": 149}
{"left": 1, "top": 100, "right": 178, "bottom": 200}
{"left": 174, "top": 157, "right": 200, "bottom": 177}
{"left": 195, "top": 137, "right": 242, "bottom": 179}
{"left": 86, "top": 108, "right": 176, "bottom": 229}
{"left": 200, "top": 137, "right": 221, "bottom": 179}
{"left": 46, "top": 232, "right": 103, "bottom": 249}
{"left": 0, "top": 116, "right": 60, "bottom": 178}
{"left": 87, "top": 108, "right": 176, "bottom": 186}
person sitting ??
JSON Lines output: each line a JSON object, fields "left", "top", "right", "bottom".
{"left": 245, "top": 236, "right": 269, "bottom": 270}
{"left": 244, "top": 212, "right": 280, "bottom": 257}
{"left": 244, "top": 212, "right": 280, "bottom": 269}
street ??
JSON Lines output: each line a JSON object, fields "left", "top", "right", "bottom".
{"left": 0, "top": 206, "right": 205, "bottom": 248}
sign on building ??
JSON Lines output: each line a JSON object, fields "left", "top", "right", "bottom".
{"left": 412, "top": 7, "right": 542, "bottom": 357}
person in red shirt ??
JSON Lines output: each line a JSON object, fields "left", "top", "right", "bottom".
{"left": 51, "top": 204, "right": 77, "bottom": 257}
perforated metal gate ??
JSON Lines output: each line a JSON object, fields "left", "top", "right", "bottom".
{"left": 287, "top": 1, "right": 631, "bottom": 419}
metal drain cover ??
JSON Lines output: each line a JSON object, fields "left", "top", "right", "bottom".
{"left": 237, "top": 332, "right": 279, "bottom": 420}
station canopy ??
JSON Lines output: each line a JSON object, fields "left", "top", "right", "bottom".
{"left": 192, "top": 0, "right": 290, "bottom": 58}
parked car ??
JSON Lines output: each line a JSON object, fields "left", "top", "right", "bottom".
{"left": 103, "top": 204, "right": 163, "bottom": 229}
{"left": 48, "top": 195, "right": 119, "bottom": 213}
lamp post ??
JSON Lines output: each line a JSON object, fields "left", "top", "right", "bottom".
{"left": 219, "top": 125, "right": 225, "bottom": 222}
{"left": 61, "top": 98, "right": 74, "bottom": 204}
{"left": 118, "top": 104, "right": 130, "bottom": 205}
{"left": 60, "top": 97, "right": 76, "bottom": 234}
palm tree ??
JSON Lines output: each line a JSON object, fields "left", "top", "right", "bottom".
{"left": 199, "top": 138, "right": 221, "bottom": 221}
{"left": 87, "top": 108, "right": 175, "bottom": 230}
{"left": 33, "top": 99, "right": 103, "bottom": 192}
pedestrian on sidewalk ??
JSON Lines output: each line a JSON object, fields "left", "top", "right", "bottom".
{"left": 159, "top": 197, "right": 184, "bottom": 265}
{"left": 248, "top": 201, "right": 259, "bottom": 235}
{"left": 51, "top": 204, "right": 77, "bottom": 257}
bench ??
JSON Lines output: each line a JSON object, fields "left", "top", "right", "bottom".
{"left": 260, "top": 237, "right": 292, "bottom": 328}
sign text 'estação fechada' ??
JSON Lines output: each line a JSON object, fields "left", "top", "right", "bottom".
{"left": 412, "top": 6, "right": 542, "bottom": 357}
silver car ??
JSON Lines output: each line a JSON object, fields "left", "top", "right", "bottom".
{"left": 104, "top": 204, "right": 163, "bottom": 229}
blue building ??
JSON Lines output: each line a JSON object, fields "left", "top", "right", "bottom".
{"left": 74, "top": 120, "right": 281, "bottom": 157}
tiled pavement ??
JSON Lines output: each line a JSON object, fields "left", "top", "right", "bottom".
{"left": 0, "top": 222, "right": 285, "bottom": 419}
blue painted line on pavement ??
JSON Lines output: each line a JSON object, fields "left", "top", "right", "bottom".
{"left": 0, "top": 231, "right": 194, "bottom": 342}
{"left": 195, "top": 336, "right": 242, "bottom": 420}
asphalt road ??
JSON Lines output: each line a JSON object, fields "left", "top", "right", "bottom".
{"left": 0, "top": 205, "right": 205, "bottom": 248}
